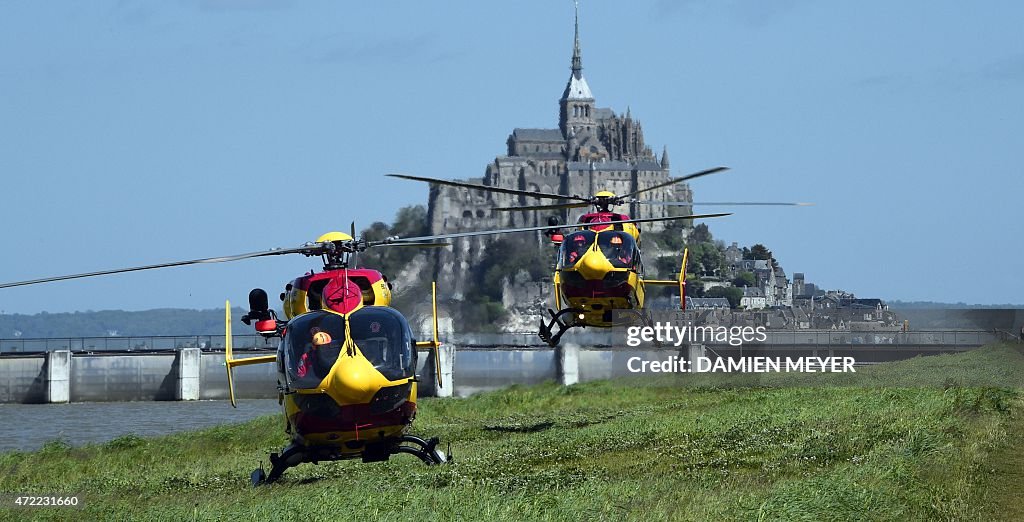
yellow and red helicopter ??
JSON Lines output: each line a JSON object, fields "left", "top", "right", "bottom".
{"left": 0, "top": 228, "right": 458, "bottom": 485}
{"left": 389, "top": 167, "right": 748, "bottom": 345}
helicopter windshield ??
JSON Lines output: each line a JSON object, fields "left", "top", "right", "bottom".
{"left": 559, "top": 230, "right": 596, "bottom": 268}
{"left": 348, "top": 307, "right": 416, "bottom": 381}
{"left": 283, "top": 311, "right": 346, "bottom": 390}
{"left": 282, "top": 308, "right": 416, "bottom": 389}
{"left": 597, "top": 232, "right": 637, "bottom": 269}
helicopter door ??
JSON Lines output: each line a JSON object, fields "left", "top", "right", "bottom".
{"left": 282, "top": 311, "right": 345, "bottom": 390}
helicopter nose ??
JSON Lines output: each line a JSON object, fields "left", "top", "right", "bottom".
{"left": 576, "top": 251, "right": 613, "bottom": 280}
{"left": 320, "top": 355, "right": 385, "bottom": 405}
{"left": 334, "top": 367, "right": 377, "bottom": 398}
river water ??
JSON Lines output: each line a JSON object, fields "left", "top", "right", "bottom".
{"left": 0, "top": 400, "right": 281, "bottom": 452}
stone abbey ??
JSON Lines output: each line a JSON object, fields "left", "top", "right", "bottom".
{"left": 424, "top": 7, "right": 695, "bottom": 299}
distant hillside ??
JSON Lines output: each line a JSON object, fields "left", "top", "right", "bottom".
{"left": 888, "top": 300, "right": 1024, "bottom": 310}
{"left": 0, "top": 308, "right": 250, "bottom": 338}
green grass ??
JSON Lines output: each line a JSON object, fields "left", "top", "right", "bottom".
{"left": 2, "top": 344, "right": 1023, "bottom": 521}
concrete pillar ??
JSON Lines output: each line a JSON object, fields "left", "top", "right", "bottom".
{"left": 46, "top": 350, "right": 71, "bottom": 403}
{"left": 687, "top": 343, "right": 706, "bottom": 363}
{"left": 177, "top": 348, "right": 201, "bottom": 401}
{"left": 557, "top": 343, "right": 580, "bottom": 386}
{"left": 424, "top": 344, "right": 455, "bottom": 398}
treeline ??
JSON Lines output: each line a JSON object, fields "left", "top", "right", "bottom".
{"left": 0, "top": 308, "right": 247, "bottom": 338}
{"left": 888, "top": 301, "right": 1024, "bottom": 310}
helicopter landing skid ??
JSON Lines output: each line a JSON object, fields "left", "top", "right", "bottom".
{"left": 538, "top": 308, "right": 585, "bottom": 347}
{"left": 392, "top": 435, "right": 449, "bottom": 465}
{"left": 251, "top": 435, "right": 449, "bottom": 486}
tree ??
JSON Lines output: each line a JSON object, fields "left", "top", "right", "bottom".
{"left": 697, "top": 243, "right": 725, "bottom": 276}
{"left": 732, "top": 271, "right": 755, "bottom": 288}
{"left": 685, "top": 275, "right": 705, "bottom": 298}
{"left": 750, "top": 244, "right": 772, "bottom": 261}
{"left": 357, "top": 206, "right": 430, "bottom": 279}
{"left": 391, "top": 205, "right": 429, "bottom": 237}
{"left": 706, "top": 286, "right": 742, "bottom": 308}
{"left": 655, "top": 256, "right": 682, "bottom": 280}
{"left": 690, "top": 223, "right": 712, "bottom": 244}
{"left": 475, "top": 236, "right": 549, "bottom": 301}
{"left": 643, "top": 228, "right": 685, "bottom": 252}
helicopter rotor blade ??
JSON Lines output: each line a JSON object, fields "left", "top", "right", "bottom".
{"left": 494, "top": 201, "right": 592, "bottom": 212}
{"left": 0, "top": 229, "right": 455, "bottom": 290}
{"left": 373, "top": 242, "right": 451, "bottom": 248}
{"left": 377, "top": 213, "right": 731, "bottom": 244}
{"left": 387, "top": 173, "right": 586, "bottom": 202}
{"left": 636, "top": 201, "right": 814, "bottom": 207}
{"left": 0, "top": 246, "right": 317, "bottom": 290}
{"left": 619, "top": 166, "right": 729, "bottom": 200}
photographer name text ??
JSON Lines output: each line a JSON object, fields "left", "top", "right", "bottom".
{"left": 627, "top": 356, "right": 856, "bottom": 373}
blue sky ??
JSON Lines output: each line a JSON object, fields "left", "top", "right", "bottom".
{"left": 1, "top": 0, "right": 1022, "bottom": 314}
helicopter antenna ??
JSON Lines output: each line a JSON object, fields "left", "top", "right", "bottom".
{"left": 350, "top": 221, "right": 358, "bottom": 269}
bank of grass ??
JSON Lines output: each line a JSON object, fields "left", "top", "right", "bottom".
{"left": 2, "top": 344, "right": 1023, "bottom": 521}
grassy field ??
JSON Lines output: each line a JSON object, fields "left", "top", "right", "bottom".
{"left": 2, "top": 343, "right": 1023, "bottom": 521}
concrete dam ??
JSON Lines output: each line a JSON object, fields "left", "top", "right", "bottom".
{"left": 0, "top": 330, "right": 1002, "bottom": 404}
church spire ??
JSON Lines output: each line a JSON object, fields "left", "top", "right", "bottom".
{"left": 571, "top": 0, "right": 583, "bottom": 79}
{"left": 559, "top": 0, "right": 594, "bottom": 138}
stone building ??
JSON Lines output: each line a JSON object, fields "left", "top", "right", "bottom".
{"left": 424, "top": 8, "right": 696, "bottom": 299}
{"left": 792, "top": 272, "right": 806, "bottom": 297}
{"left": 740, "top": 287, "right": 767, "bottom": 310}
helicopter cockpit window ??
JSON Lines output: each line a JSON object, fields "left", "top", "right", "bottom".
{"left": 282, "top": 309, "right": 415, "bottom": 388}
{"left": 559, "top": 230, "right": 596, "bottom": 268}
{"left": 597, "top": 232, "right": 637, "bottom": 269}
{"left": 283, "top": 311, "right": 345, "bottom": 390}
{"left": 348, "top": 307, "right": 415, "bottom": 381}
